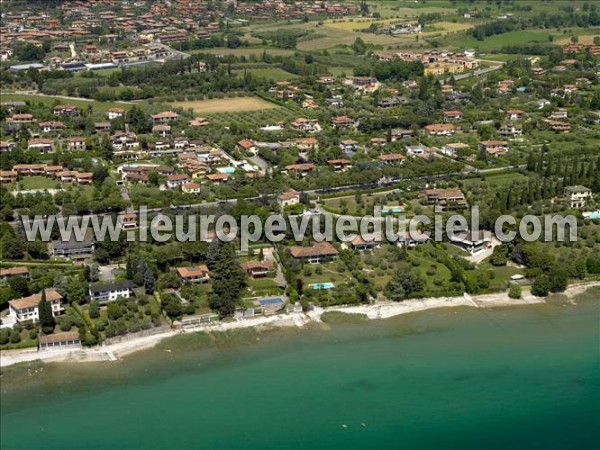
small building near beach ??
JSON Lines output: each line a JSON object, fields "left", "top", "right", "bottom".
{"left": 39, "top": 332, "right": 82, "bottom": 351}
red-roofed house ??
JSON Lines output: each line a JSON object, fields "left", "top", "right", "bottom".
{"left": 176, "top": 265, "right": 210, "bottom": 283}
{"left": 290, "top": 242, "right": 339, "bottom": 264}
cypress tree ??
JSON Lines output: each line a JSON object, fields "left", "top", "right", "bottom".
{"left": 38, "top": 290, "right": 56, "bottom": 334}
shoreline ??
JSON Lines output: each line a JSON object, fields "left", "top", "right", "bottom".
{"left": 1, "top": 281, "right": 599, "bottom": 369}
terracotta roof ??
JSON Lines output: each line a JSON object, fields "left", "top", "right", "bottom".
{"left": 290, "top": 242, "right": 338, "bottom": 258}
{"left": 167, "top": 174, "right": 190, "bottom": 181}
{"left": 480, "top": 140, "right": 508, "bottom": 147}
{"left": 237, "top": 139, "right": 255, "bottom": 149}
{"left": 206, "top": 173, "right": 229, "bottom": 181}
{"left": 285, "top": 163, "right": 315, "bottom": 171}
{"left": 39, "top": 331, "right": 80, "bottom": 345}
{"left": 241, "top": 260, "right": 274, "bottom": 271}
{"left": 9, "top": 289, "right": 62, "bottom": 311}
{"left": 378, "top": 153, "right": 405, "bottom": 161}
{"left": 176, "top": 265, "right": 209, "bottom": 278}
{"left": 0, "top": 266, "right": 28, "bottom": 277}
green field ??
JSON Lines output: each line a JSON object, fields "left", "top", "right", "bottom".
{"left": 444, "top": 30, "right": 553, "bottom": 52}
{"left": 195, "top": 47, "right": 296, "bottom": 57}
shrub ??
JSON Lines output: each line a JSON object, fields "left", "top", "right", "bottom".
{"left": 508, "top": 284, "right": 522, "bottom": 299}
{"left": 10, "top": 330, "right": 21, "bottom": 344}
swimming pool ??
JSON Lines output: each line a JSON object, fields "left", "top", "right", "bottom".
{"left": 217, "top": 167, "right": 236, "bottom": 174}
{"left": 258, "top": 297, "right": 285, "bottom": 307}
{"left": 310, "top": 282, "right": 334, "bottom": 290}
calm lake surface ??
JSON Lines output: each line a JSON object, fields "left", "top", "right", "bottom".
{"left": 1, "top": 292, "right": 599, "bottom": 450}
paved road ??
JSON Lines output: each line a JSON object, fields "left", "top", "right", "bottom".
{"left": 452, "top": 65, "right": 503, "bottom": 82}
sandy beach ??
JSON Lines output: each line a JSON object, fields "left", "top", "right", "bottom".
{"left": 1, "top": 281, "right": 599, "bottom": 368}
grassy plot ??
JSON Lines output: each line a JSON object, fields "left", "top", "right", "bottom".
{"left": 232, "top": 67, "right": 299, "bottom": 81}
{"left": 204, "top": 107, "right": 299, "bottom": 129}
{"left": 443, "top": 30, "right": 553, "bottom": 52}
{"left": 322, "top": 191, "right": 403, "bottom": 215}
{"left": 0, "top": 93, "right": 133, "bottom": 113}
{"left": 17, "top": 176, "right": 60, "bottom": 190}
{"left": 170, "top": 97, "right": 277, "bottom": 114}
{"left": 459, "top": 170, "right": 527, "bottom": 188}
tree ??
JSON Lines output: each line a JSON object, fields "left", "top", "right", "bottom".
{"left": 66, "top": 278, "right": 86, "bottom": 304}
{"left": 1, "top": 233, "right": 26, "bottom": 260}
{"left": 38, "top": 290, "right": 56, "bottom": 334}
{"left": 531, "top": 275, "right": 550, "bottom": 297}
{"left": 385, "top": 267, "right": 424, "bottom": 301}
{"left": 92, "top": 165, "right": 109, "bottom": 184}
{"left": 352, "top": 37, "right": 367, "bottom": 55}
{"left": 490, "top": 245, "right": 508, "bottom": 266}
{"left": 89, "top": 300, "right": 100, "bottom": 319}
{"left": 8, "top": 276, "right": 29, "bottom": 298}
{"left": 549, "top": 266, "right": 568, "bottom": 293}
{"left": 162, "top": 294, "right": 183, "bottom": 320}
{"left": 208, "top": 242, "right": 247, "bottom": 316}
{"left": 147, "top": 170, "right": 160, "bottom": 187}
{"left": 144, "top": 268, "right": 156, "bottom": 294}
{"left": 107, "top": 302, "right": 123, "bottom": 320}
{"left": 16, "top": 43, "right": 45, "bottom": 61}
{"left": 99, "top": 137, "right": 113, "bottom": 160}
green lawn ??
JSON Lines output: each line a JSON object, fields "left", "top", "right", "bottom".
{"left": 245, "top": 277, "right": 283, "bottom": 297}
{"left": 18, "top": 176, "right": 60, "bottom": 190}
{"left": 478, "top": 262, "right": 523, "bottom": 291}
{"left": 301, "top": 262, "right": 352, "bottom": 287}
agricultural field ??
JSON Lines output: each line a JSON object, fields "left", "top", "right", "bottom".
{"left": 194, "top": 47, "right": 296, "bottom": 58}
{"left": 170, "top": 96, "right": 278, "bottom": 114}
{"left": 442, "top": 30, "right": 553, "bottom": 52}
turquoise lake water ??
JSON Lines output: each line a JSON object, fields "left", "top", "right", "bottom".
{"left": 1, "top": 293, "right": 599, "bottom": 449}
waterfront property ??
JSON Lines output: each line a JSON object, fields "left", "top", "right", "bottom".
{"left": 8, "top": 289, "right": 64, "bottom": 323}
{"left": 176, "top": 265, "right": 210, "bottom": 283}
{"left": 290, "top": 242, "right": 339, "bottom": 264}
{"left": 38, "top": 331, "right": 82, "bottom": 351}
{"left": 241, "top": 260, "right": 274, "bottom": 279}
{"left": 89, "top": 281, "right": 135, "bottom": 304}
